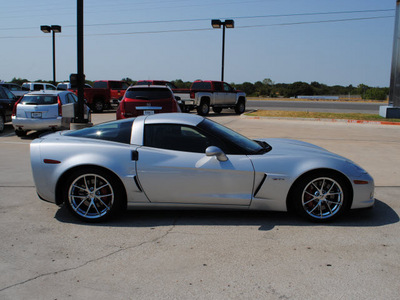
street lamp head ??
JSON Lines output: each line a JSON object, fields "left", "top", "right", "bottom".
{"left": 225, "top": 20, "right": 234, "bottom": 28}
{"left": 211, "top": 19, "right": 222, "bottom": 28}
{"left": 51, "top": 25, "right": 62, "bottom": 33}
{"left": 40, "top": 25, "right": 52, "bottom": 33}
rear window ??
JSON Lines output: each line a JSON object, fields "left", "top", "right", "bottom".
{"left": 109, "top": 81, "right": 129, "bottom": 89}
{"left": 64, "top": 118, "right": 134, "bottom": 144}
{"left": 57, "top": 84, "right": 68, "bottom": 90}
{"left": 191, "top": 82, "right": 212, "bottom": 90}
{"left": 125, "top": 88, "right": 172, "bottom": 100}
{"left": 93, "top": 81, "right": 107, "bottom": 88}
{"left": 20, "top": 95, "right": 58, "bottom": 105}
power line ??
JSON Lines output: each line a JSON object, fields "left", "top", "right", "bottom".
{"left": 0, "top": 15, "right": 393, "bottom": 39}
{"left": 0, "top": 8, "right": 394, "bottom": 31}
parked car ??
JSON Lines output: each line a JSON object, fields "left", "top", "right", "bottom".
{"left": 0, "top": 86, "right": 19, "bottom": 133}
{"left": 0, "top": 83, "right": 28, "bottom": 98}
{"left": 93, "top": 80, "right": 129, "bottom": 106}
{"left": 116, "top": 85, "right": 181, "bottom": 119}
{"left": 21, "top": 82, "right": 57, "bottom": 92}
{"left": 30, "top": 113, "right": 374, "bottom": 222}
{"left": 12, "top": 90, "right": 91, "bottom": 137}
{"left": 57, "top": 82, "right": 92, "bottom": 90}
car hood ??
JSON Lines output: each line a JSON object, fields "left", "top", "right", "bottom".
{"left": 257, "top": 138, "right": 345, "bottom": 160}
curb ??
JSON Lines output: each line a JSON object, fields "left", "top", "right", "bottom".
{"left": 241, "top": 114, "right": 400, "bottom": 126}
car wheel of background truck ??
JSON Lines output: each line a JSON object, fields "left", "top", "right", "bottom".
{"left": 0, "top": 115, "right": 4, "bottom": 133}
{"left": 234, "top": 100, "right": 246, "bottom": 114}
{"left": 15, "top": 129, "right": 27, "bottom": 137}
{"left": 197, "top": 99, "right": 210, "bottom": 116}
{"left": 93, "top": 100, "right": 104, "bottom": 113}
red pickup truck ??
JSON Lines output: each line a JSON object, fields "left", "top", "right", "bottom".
{"left": 69, "top": 80, "right": 129, "bottom": 113}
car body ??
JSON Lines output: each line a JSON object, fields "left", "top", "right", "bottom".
{"left": 30, "top": 113, "right": 374, "bottom": 223}
{"left": 93, "top": 80, "right": 129, "bottom": 105}
{"left": 0, "top": 83, "right": 28, "bottom": 98}
{"left": 0, "top": 86, "right": 19, "bottom": 132}
{"left": 21, "top": 82, "right": 57, "bottom": 92}
{"left": 12, "top": 90, "right": 91, "bottom": 136}
{"left": 116, "top": 85, "right": 181, "bottom": 119}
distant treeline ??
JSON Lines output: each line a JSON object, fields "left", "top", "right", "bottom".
{"left": 10, "top": 77, "right": 389, "bottom": 100}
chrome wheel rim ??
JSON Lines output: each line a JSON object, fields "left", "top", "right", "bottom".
{"left": 68, "top": 174, "right": 114, "bottom": 219}
{"left": 201, "top": 103, "right": 208, "bottom": 114}
{"left": 302, "top": 177, "right": 343, "bottom": 219}
{"left": 95, "top": 101, "right": 103, "bottom": 111}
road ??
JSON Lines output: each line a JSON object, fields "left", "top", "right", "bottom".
{"left": 0, "top": 114, "right": 399, "bottom": 299}
{"left": 247, "top": 99, "right": 382, "bottom": 114}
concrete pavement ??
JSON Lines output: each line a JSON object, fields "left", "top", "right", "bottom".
{"left": 0, "top": 113, "right": 399, "bottom": 299}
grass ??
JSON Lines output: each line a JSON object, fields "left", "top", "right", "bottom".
{"left": 245, "top": 110, "right": 400, "bottom": 123}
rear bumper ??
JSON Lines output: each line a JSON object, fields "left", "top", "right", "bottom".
{"left": 12, "top": 116, "right": 65, "bottom": 131}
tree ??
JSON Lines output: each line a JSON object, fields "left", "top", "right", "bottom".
{"left": 11, "top": 77, "right": 28, "bottom": 86}
{"left": 364, "top": 88, "right": 388, "bottom": 100}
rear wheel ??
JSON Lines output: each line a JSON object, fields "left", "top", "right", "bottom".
{"left": 0, "top": 115, "right": 4, "bottom": 133}
{"left": 63, "top": 168, "right": 124, "bottom": 222}
{"left": 93, "top": 100, "right": 104, "bottom": 113}
{"left": 291, "top": 171, "right": 351, "bottom": 222}
{"left": 197, "top": 99, "right": 210, "bottom": 116}
{"left": 15, "top": 129, "right": 27, "bottom": 137}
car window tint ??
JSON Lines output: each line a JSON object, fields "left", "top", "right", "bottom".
{"left": 213, "top": 82, "right": 223, "bottom": 91}
{"left": 93, "top": 81, "right": 107, "bottom": 88}
{"left": 144, "top": 124, "right": 227, "bottom": 153}
{"left": 191, "top": 82, "right": 212, "bottom": 90}
{"left": 46, "top": 85, "right": 56, "bottom": 90}
{"left": 20, "top": 95, "right": 58, "bottom": 105}
{"left": 64, "top": 119, "right": 134, "bottom": 144}
{"left": 33, "top": 84, "right": 43, "bottom": 91}
{"left": 0, "top": 88, "right": 7, "bottom": 99}
{"left": 125, "top": 88, "right": 172, "bottom": 100}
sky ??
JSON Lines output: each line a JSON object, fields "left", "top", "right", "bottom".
{"left": 0, "top": 0, "right": 396, "bottom": 87}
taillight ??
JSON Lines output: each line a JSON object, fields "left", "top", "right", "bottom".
{"left": 120, "top": 100, "right": 126, "bottom": 118}
{"left": 12, "top": 98, "right": 22, "bottom": 116}
{"left": 190, "top": 91, "right": 195, "bottom": 99}
{"left": 57, "top": 96, "right": 62, "bottom": 116}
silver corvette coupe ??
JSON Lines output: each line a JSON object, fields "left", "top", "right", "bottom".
{"left": 30, "top": 113, "right": 374, "bottom": 222}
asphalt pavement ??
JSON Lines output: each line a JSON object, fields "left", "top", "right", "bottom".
{"left": 1, "top": 112, "right": 399, "bottom": 299}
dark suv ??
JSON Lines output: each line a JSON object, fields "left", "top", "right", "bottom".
{"left": 0, "top": 86, "right": 18, "bottom": 133}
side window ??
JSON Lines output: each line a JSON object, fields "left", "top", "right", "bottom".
{"left": 33, "top": 84, "right": 43, "bottom": 91}
{"left": 67, "top": 93, "right": 78, "bottom": 103}
{"left": 46, "top": 85, "right": 56, "bottom": 90}
{"left": 213, "top": 82, "right": 223, "bottom": 91}
{"left": 223, "top": 83, "right": 232, "bottom": 92}
{"left": 144, "top": 124, "right": 226, "bottom": 153}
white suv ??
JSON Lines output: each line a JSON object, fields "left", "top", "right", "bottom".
{"left": 12, "top": 90, "right": 91, "bottom": 137}
{"left": 22, "top": 82, "right": 57, "bottom": 92}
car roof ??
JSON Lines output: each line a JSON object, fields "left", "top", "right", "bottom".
{"left": 142, "top": 112, "right": 204, "bottom": 126}
{"left": 129, "top": 85, "right": 170, "bottom": 89}
{"left": 25, "top": 90, "right": 70, "bottom": 96}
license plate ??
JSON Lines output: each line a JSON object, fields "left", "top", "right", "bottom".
{"left": 144, "top": 110, "right": 154, "bottom": 115}
{"left": 31, "top": 112, "right": 42, "bottom": 118}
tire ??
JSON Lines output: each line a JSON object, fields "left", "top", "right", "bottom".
{"left": 63, "top": 168, "right": 124, "bottom": 222}
{"left": 212, "top": 107, "right": 222, "bottom": 114}
{"left": 93, "top": 100, "right": 104, "bottom": 113}
{"left": 197, "top": 99, "right": 210, "bottom": 116}
{"left": 234, "top": 100, "right": 246, "bottom": 115}
{"left": 290, "top": 171, "right": 351, "bottom": 222}
{"left": 15, "top": 129, "right": 27, "bottom": 137}
{"left": 0, "top": 114, "right": 4, "bottom": 133}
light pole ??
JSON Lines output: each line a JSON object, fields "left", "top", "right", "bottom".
{"left": 211, "top": 19, "right": 234, "bottom": 82}
{"left": 40, "top": 25, "right": 61, "bottom": 84}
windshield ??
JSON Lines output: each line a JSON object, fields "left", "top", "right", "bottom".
{"left": 198, "top": 119, "right": 270, "bottom": 154}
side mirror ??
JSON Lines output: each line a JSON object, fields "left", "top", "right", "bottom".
{"left": 206, "top": 146, "right": 228, "bottom": 162}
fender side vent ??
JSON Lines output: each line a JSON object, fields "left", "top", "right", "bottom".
{"left": 134, "top": 176, "right": 143, "bottom": 192}
{"left": 254, "top": 174, "right": 267, "bottom": 197}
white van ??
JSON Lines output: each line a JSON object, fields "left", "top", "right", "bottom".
{"left": 22, "top": 82, "right": 57, "bottom": 92}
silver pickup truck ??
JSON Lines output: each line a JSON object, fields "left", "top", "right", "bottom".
{"left": 174, "top": 80, "right": 246, "bottom": 116}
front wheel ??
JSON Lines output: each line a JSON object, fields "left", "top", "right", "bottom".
{"left": 290, "top": 172, "right": 351, "bottom": 222}
{"left": 63, "top": 168, "right": 124, "bottom": 222}
{"left": 15, "top": 129, "right": 27, "bottom": 137}
{"left": 92, "top": 100, "right": 104, "bottom": 113}
{"left": 234, "top": 100, "right": 245, "bottom": 114}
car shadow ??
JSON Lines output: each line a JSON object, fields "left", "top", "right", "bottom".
{"left": 54, "top": 199, "right": 398, "bottom": 231}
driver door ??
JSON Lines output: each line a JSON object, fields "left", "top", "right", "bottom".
{"left": 136, "top": 124, "right": 254, "bottom": 206}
